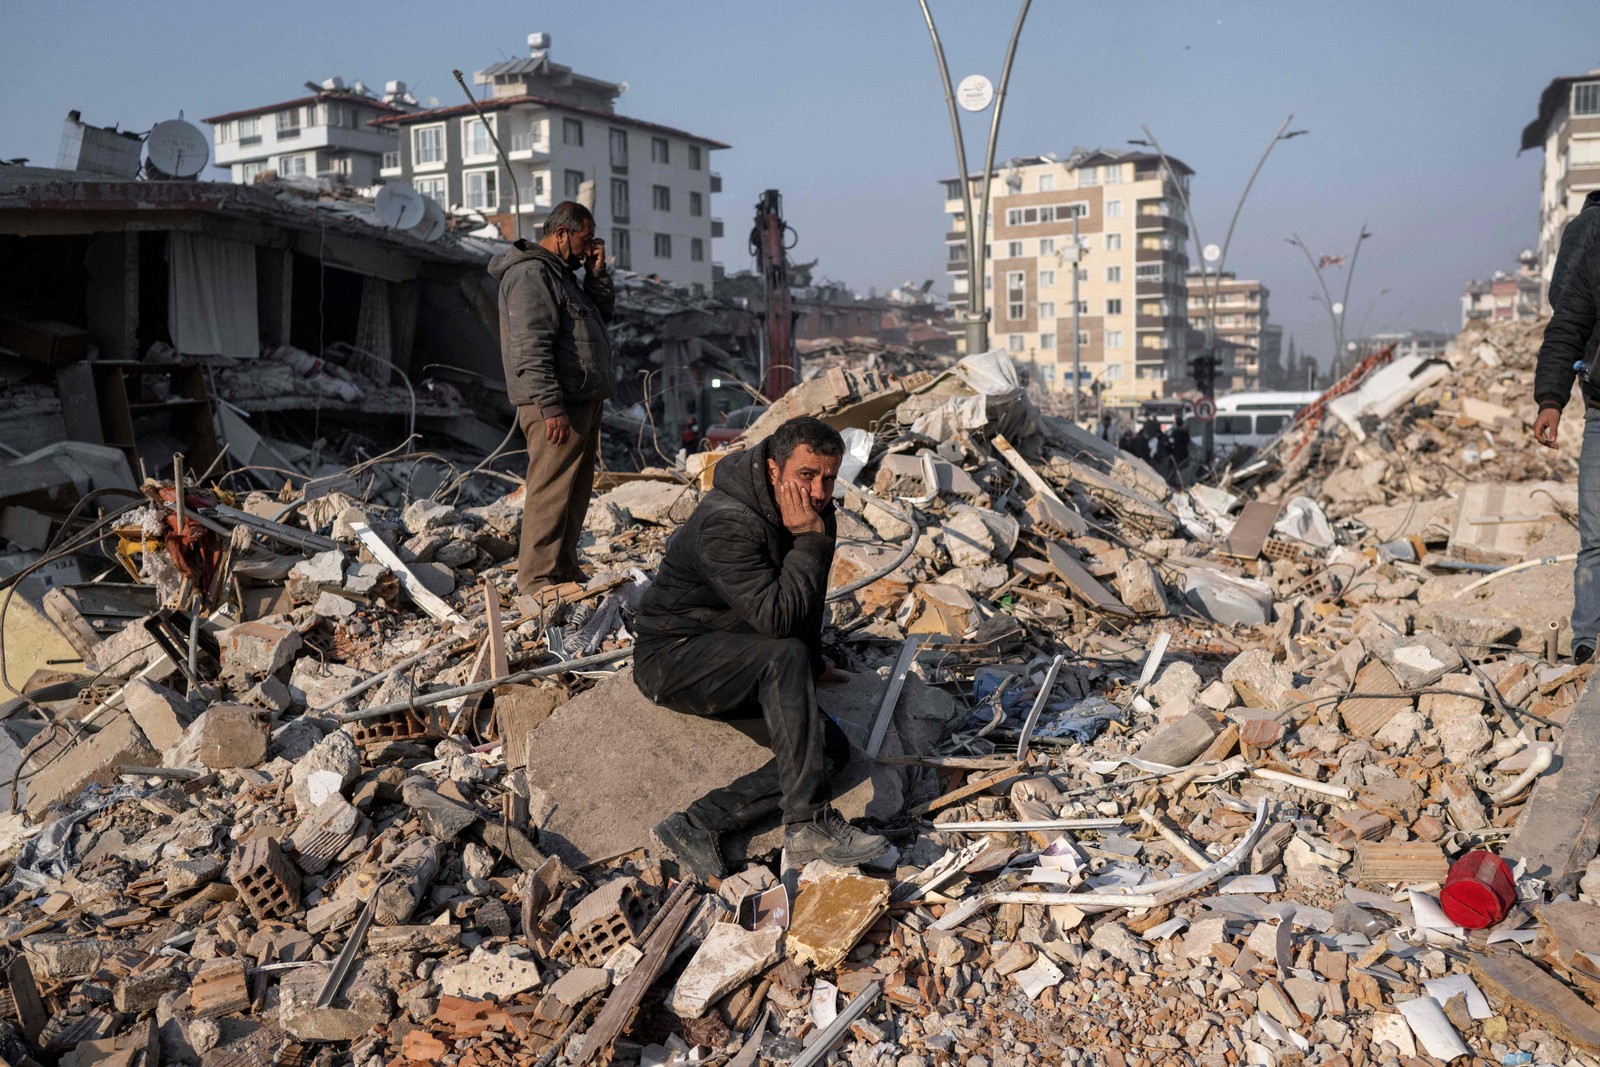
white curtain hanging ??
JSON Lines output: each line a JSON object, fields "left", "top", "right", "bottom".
{"left": 167, "top": 232, "right": 258, "bottom": 358}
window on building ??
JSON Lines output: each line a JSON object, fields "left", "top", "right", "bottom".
{"left": 1057, "top": 202, "right": 1088, "bottom": 219}
{"left": 325, "top": 105, "right": 349, "bottom": 128}
{"left": 1038, "top": 173, "right": 1055, "bottom": 192}
{"left": 1105, "top": 233, "right": 1123, "bottom": 251}
{"left": 564, "top": 169, "right": 584, "bottom": 198}
{"left": 652, "top": 185, "right": 671, "bottom": 211}
{"left": 1006, "top": 240, "right": 1023, "bottom": 258}
{"left": 532, "top": 173, "right": 546, "bottom": 197}
{"left": 1105, "top": 199, "right": 1123, "bottom": 217}
{"left": 1039, "top": 270, "right": 1055, "bottom": 287}
{"left": 465, "top": 169, "right": 498, "bottom": 209}
{"left": 689, "top": 145, "right": 703, "bottom": 170}
{"left": 1077, "top": 331, "right": 1091, "bottom": 346}
{"left": 1576, "top": 82, "right": 1600, "bottom": 116}
{"left": 279, "top": 154, "right": 308, "bottom": 177}
{"left": 1008, "top": 302, "right": 1025, "bottom": 320}
{"left": 466, "top": 117, "right": 493, "bottom": 158}
{"left": 1106, "top": 330, "right": 1124, "bottom": 348}
{"left": 654, "top": 233, "right": 672, "bottom": 258}
{"left": 984, "top": 274, "right": 992, "bottom": 290}
{"left": 612, "top": 228, "right": 632, "bottom": 269}
{"left": 1006, "top": 208, "right": 1022, "bottom": 226}
{"left": 1039, "top": 237, "right": 1056, "bottom": 256}
{"left": 1038, "top": 301, "right": 1056, "bottom": 318}
{"left": 1079, "top": 165, "right": 1099, "bottom": 187}
{"left": 942, "top": 179, "right": 961, "bottom": 200}
{"left": 1008, "top": 335, "right": 1025, "bottom": 352}
{"left": 1005, "top": 270, "right": 1025, "bottom": 289}
{"left": 1040, "top": 333, "right": 1056, "bottom": 349}
{"left": 238, "top": 116, "right": 260, "bottom": 141}
{"left": 691, "top": 237, "right": 705, "bottom": 262}
{"left": 1571, "top": 139, "right": 1600, "bottom": 168}
{"left": 415, "top": 176, "right": 447, "bottom": 206}
{"left": 1076, "top": 267, "right": 1088, "bottom": 282}
{"left": 1135, "top": 264, "right": 1165, "bottom": 281}
{"left": 413, "top": 125, "right": 444, "bottom": 165}
{"left": 1105, "top": 363, "right": 1123, "bottom": 381}
{"left": 611, "top": 178, "right": 630, "bottom": 221}
{"left": 1104, "top": 163, "right": 1123, "bottom": 184}
{"left": 1107, "top": 265, "right": 1123, "bottom": 283}
{"left": 240, "top": 161, "right": 265, "bottom": 182}
{"left": 609, "top": 128, "right": 629, "bottom": 170}
{"left": 651, "top": 137, "right": 670, "bottom": 164}
{"left": 947, "top": 243, "right": 964, "bottom": 262}
{"left": 276, "top": 108, "right": 302, "bottom": 136}
{"left": 686, "top": 192, "right": 702, "bottom": 218}
{"left": 562, "top": 117, "right": 584, "bottom": 146}
{"left": 1106, "top": 298, "right": 1123, "bottom": 315}
{"left": 1076, "top": 300, "right": 1089, "bottom": 315}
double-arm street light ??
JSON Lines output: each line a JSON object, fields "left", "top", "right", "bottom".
{"left": 919, "top": 0, "right": 1034, "bottom": 357}
{"left": 1286, "top": 224, "right": 1374, "bottom": 377}
{"left": 1128, "top": 117, "right": 1306, "bottom": 466}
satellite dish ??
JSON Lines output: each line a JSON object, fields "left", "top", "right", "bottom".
{"left": 375, "top": 183, "right": 426, "bottom": 229}
{"left": 410, "top": 196, "right": 447, "bottom": 242}
{"left": 1202, "top": 243, "right": 1221, "bottom": 263}
{"left": 145, "top": 119, "right": 209, "bottom": 179}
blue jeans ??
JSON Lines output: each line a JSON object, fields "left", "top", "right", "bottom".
{"left": 1577, "top": 407, "right": 1600, "bottom": 650}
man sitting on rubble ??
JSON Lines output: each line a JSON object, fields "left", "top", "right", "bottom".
{"left": 633, "top": 416, "right": 888, "bottom": 879}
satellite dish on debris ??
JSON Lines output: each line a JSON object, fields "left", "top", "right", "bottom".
{"left": 411, "top": 196, "right": 447, "bottom": 242}
{"left": 145, "top": 118, "right": 209, "bottom": 179}
{"left": 375, "top": 183, "right": 427, "bottom": 230}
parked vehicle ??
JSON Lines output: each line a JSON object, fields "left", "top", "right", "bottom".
{"left": 1209, "top": 390, "right": 1322, "bottom": 453}
{"left": 703, "top": 404, "right": 767, "bottom": 448}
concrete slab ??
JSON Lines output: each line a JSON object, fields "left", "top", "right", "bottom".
{"left": 518, "top": 666, "right": 957, "bottom": 867}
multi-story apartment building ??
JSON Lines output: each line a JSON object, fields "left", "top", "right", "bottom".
{"left": 1461, "top": 256, "right": 1543, "bottom": 326}
{"left": 942, "top": 148, "right": 1193, "bottom": 406}
{"left": 374, "top": 33, "right": 727, "bottom": 292}
{"left": 1522, "top": 70, "right": 1600, "bottom": 305}
{"left": 1186, "top": 271, "right": 1270, "bottom": 392}
{"left": 204, "top": 78, "right": 416, "bottom": 186}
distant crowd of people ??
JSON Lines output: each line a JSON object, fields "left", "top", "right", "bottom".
{"left": 1100, "top": 411, "right": 1192, "bottom": 485}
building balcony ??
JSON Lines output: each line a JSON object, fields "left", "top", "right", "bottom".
{"left": 239, "top": 134, "right": 263, "bottom": 148}
{"left": 509, "top": 132, "right": 551, "bottom": 159}
{"left": 1136, "top": 314, "right": 1183, "bottom": 330}
{"left": 710, "top": 172, "right": 722, "bottom": 193}
{"left": 1138, "top": 245, "right": 1183, "bottom": 262}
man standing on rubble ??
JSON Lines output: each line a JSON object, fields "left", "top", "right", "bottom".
{"left": 489, "top": 202, "right": 614, "bottom": 597}
{"left": 1532, "top": 188, "right": 1600, "bottom": 663}
{"left": 633, "top": 416, "right": 888, "bottom": 878}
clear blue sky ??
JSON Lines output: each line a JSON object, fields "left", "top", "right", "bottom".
{"left": 3, "top": 1, "right": 1595, "bottom": 364}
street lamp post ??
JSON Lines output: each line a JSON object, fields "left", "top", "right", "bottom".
{"left": 918, "top": 0, "right": 1034, "bottom": 357}
{"left": 1128, "top": 116, "right": 1306, "bottom": 469}
{"left": 1287, "top": 225, "right": 1373, "bottom": 378}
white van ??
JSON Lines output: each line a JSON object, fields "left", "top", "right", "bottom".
{"left": 1210, "top": 391, "right": 1321, "bottom": 453}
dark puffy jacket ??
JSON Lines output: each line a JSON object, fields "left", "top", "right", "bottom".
{"left": 634, "top": 439, "right": 834, "bottom": 671}
{"left": 488, "top": 242, "right": 615, "bottom": 417}
{"left": 1535, "top": 190, "right": 1600, "bottom": 411}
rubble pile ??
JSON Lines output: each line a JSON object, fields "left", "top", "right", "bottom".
{"left": 8, "top": 337, "right": 1600, "bottom": 1067}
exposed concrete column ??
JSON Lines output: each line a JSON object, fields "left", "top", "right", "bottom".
{"left": 84, "top": 231, "right": 138, "bottom": 360}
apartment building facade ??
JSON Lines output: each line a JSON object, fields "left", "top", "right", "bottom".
{"left": 1461, "top": 261, "right": 1543, "bottom": 326}
{"left": 1522, "top": 70, "right": 1600, "bottom": 305}
{"left": 374, "top": 33, "right": 727, "bottom": 292}
{"left": 204, "top": 79, "right": 415, "bottom": 186}
{"left": 1186, "top": 271, "right": 1270, "bottom": 391}
{"left": 942, "top": 149, "right": 1193, "bottom": 407}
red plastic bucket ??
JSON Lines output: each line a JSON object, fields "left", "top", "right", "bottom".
{"left": 1439, "top": 851, "right": 1516, "bottom": 929}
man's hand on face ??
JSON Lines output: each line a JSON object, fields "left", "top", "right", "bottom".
{"left": 544, "top": 413, "right": 573, "bottom": 445}
{"left": 585, "top": 237, "right": 607, "bottom": 275}
{"left": 776, "top": 480, "right": 826, "bottom": 536}
{"left": 1534, "top": 407, "right": 1561, "bottom": 449}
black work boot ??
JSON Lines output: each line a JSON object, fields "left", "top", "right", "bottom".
{"left": 783, "top": 807, "right": 888, "bottom": 868}
{"left": 653, "top": 812, "right": 727, "bottom": 881}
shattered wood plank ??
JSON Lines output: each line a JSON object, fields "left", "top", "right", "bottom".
{"left": 4, "top": 957, "right": 46, "bottom": 1043}
{"left": 1471, "top": 947, "right": 1600, "bottom": 1052}
{"left": 1353, "top": 840, "right": 1448, "bottom": 884}
{"left": 348, "top": 518, "right": 469, "bottom": 629}
{"left": 867, "top": 638, "right": 920, "bottom": 759}
{"left": 1507, "top": 675, "right": 1600, "bottom": 892}
{"left": 1045, "top": 542, "right": 1135, "bottom": 619}
{"left": 907, "top": 761, "right": 1026, "bottom": 818}
{"left": 1222, "top": 501, "right": 1282, "bottom": 561}
{"left": 991, "top": 434, "right": 1069, "bottom": 509}
{"left": 576, "top": 888, "right": 697, "bottom": 1066}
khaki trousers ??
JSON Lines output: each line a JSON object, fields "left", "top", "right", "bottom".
{"left": 516, "top": 401, "right": 602, "bottom": 595}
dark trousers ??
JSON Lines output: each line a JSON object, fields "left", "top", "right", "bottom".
{"left": 517, "top": 401, "right": 602, "bottom": 595}
{"left": 635, "top": 633, "right": 848, "bottom": 829}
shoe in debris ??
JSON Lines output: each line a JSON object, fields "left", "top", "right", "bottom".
{"left": 783, "top": 807, "right": 888, "bottom": 868}
{"left": 653, "top": 812, "right": 727, "bottom": 881}
{"left": 1577, "top": 643, "right": 1595, "bottom": 666}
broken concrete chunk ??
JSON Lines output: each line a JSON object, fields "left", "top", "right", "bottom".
{"left": 436, "top": 950, "right": 541, "bottom": 1000}
{"left": 25, "top": 711, "right": 155, "bottom": 818}
{"left": 218, "top": 620, "right": 302, "bottom": 680}
{"left": 1180, "top": 569, "right": 1274, "bottom": 627}
{"left": 667, "top": 923, "right": 782, "bottom": 1018}
{"left": 122, "top": 677, "right": 190, "bottom": 751}
{"left": 403, "top": 498, "right": 457, "bottom": 536}
{"left": 169, "top": 703, "right": 267, "bottom": 770}
{"left": 549, "top": 966, "right": 611, "bottom": 1008}
{"left": 1372, "top": 633, "right": 1462, "bottom": 690}
{"left": 289, "top": 795, "right": 361, "bottom": 874}
{"left": 1114, "top": 559, "right": 1169, "bottom": 616}
{"left": 1150, "top": 662, "right": 1203, "bottom": 711}
{"left": 1222, "top": 648, "right": 1293, "bottom": 710}
{"left": 401, "top": 777, "right": 482, "bottom": 840}
{"left": 289, "top": 728, "right": 360, "bottom": 812}
{"left": 595, "top": 480, "right": 699, "bottom": 526}
{"left": 291, "top": 549, "right": 345, "bottom": 586}
{"left": 1134, "top": 709, "right": 1223, "bottom": 769}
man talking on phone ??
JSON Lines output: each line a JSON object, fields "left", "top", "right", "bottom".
{"left": 490, "top": 201, "right": 614, "bottom": 596}
{"left": 633, "top": 416, "right": 888, "bottom": 879}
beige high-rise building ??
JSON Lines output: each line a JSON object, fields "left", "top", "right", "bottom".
{"left": 1186, "top": 271, "right": 1270, "bottom": 392}
{"left": 1522, "top": 70, "right": 1600, "bottom": 306}
{"left": 942, "top": 149, "right": 1194, "bottom": 408}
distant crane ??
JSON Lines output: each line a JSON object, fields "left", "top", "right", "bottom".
{"left": 750, "top": 189, "right": 797, "bottom": 399}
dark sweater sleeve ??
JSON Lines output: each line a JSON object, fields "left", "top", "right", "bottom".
{"left": 585, "top": 267, "right": 615, "bottom": 323}
{"left": 699, "top": 515, "right": 834, "bottom": 641}
{"left": 1550, "top": 209, "right": 1600, "bottom": 313}
{"left": 1534, "top": 263, "right": 1598, "bottom": 411}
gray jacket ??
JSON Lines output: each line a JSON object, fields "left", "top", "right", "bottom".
{"left": 488, "top": 241, "right": 616, "bottom": 417}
